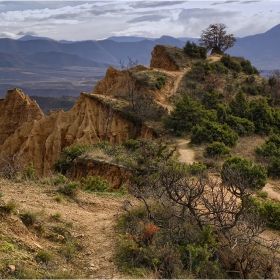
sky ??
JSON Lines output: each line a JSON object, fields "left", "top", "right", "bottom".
{"left": 0, "top": 1, "right": 279, "bottom": 41}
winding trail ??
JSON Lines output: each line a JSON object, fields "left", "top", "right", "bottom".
{"left": 176, "top": 138, "right": 195, "bottom": 164}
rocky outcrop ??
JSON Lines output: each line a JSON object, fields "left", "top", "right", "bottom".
{"left": 72, "top": 159, "right": 130, "bottom": 190}
{"left": 92, "top": 65, "right": 148, "bottom": 97}
{"left": 0, "top": 88, "right": 44, "bottom": 145}
{"left": 1, "top": 45, "right": 183, "bottom": 177}
{"left": 0, "top": 90, "right": 157, "bottom": 176}
{"left": 150, "top": 45, "right": 189, "bottom": 71}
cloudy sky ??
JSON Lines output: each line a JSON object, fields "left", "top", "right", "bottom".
{"left": 0, "top": 0, "right": 279, "bottom": 41}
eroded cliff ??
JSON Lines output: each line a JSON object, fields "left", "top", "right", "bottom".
{"left": 0, "top": 88, "right": 44, "bottom": 145}
{"left": 150, "top": 45, "right": 190, "bottom": 71}
{"left": 0, "top": 90, "right": 156, "bottom": 176}
{"left": 0, "top": 45, "right": 187, "bottom": 178}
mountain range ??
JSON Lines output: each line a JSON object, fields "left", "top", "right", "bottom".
{"left": 0, "top": 24, "right": 279, "bottom": 97}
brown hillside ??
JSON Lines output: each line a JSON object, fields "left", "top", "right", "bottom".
{"left": 0, "top": 91, "right": 156, "bottom": 176}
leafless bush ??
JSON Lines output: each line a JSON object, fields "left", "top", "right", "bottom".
{"left": 128, "top": 156, "right": 280, "bottom": 278}
{"left": 0, "top": 153, "right": 23, "bottom": 179}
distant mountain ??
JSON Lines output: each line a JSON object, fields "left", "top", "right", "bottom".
{"left": 1, "top": 24, "right": 280, "bottom": 97}
{"left": 27, "top": 52, "right": 110, "bottom": 68}
{"left": 228, "top": 24, "right": 280, "bottom": 71}
{"left": 18, "top": 35, "right": 56, "bottom": 41}
{"left": 177, "top": 37, "right": 199, "bottom": 43}
{"left": 154, "top": 36, "right": 185, "bottom": 48}
{"left": 0, "top": 52, "right": 28, "bottom": 68}
{"left": 105, "top": 36, "right": 154, "bottom": 42}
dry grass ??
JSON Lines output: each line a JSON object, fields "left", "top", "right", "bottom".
{"left": 84, "top": 149, "right": 114, "bottom": 163}
{"left": 231, "top": 135, "right": 268, "bottom": 162}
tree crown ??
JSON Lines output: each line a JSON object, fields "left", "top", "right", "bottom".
{"left": 199, "top": 23, "right": 236, "bottom": 54}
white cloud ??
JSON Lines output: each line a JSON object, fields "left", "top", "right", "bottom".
{"left": 0, "top": 1, "right": 278, "bottom": 40}
{"left": 0, "top": 31, "right": 16, "bottom": 38}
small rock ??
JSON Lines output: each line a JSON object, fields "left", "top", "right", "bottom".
{"left": 34, "top": 242, "right": 42, "bottom": 249}
{"left": 57, "top": 234, "right": 65, "bottom": 241}
{"left": 90, "top": 263, "right": 95, "bottom": 267}
{"left": 7, "top": 265, "right": 16, "bottom": 272}
{"left": 89, "top": 266, "right": 99, "bottom": 272}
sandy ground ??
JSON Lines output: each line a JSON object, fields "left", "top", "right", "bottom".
{"left": 176, "top": 138, "right": 195, "bottom": 164}
{"left": 0, "top": 178, "right": 128, "bottom": 278}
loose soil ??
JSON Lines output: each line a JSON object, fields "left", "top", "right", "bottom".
{"left": 0, "top": 178, "right": 130, "bottom": 278}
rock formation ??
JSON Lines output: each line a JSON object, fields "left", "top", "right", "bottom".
{"left": 150, "top": 45, "right": 189, "bottom": 71}
{"left": 92, "top": 65, "right": 148, "bottom": 97}
{"left": 0, "top": 45, "right": 181, "bottom": 179}
{"left": 72, "top": 158, "right": 130, "bottom": 190}
{"left": 0, "top": 88, "right": 44, "bottom": 145}
{"left": 0, "top": 90, "right": 156, "bottom": 176}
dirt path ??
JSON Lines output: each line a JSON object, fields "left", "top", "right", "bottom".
{"left": 152, "top": 67, "right": 189, "bottom": 111}
{"left": 0, "top": 179, "right": 128, "bottom": 278}
{"left": 176, "top": 138, "right": 195, "bottom": 164}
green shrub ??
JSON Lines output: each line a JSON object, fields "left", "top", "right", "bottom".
{"left": 241, "top": 59, "right": 259, "bottom": 74}
{"left": 252, "top": 198, "right": 280, "bottom": 229}
{"left": 267, "top": 156, "right": 280, "bottom": 178}
{"left": 58, "top": 182, "right": 79, "bottom": 198}
{"left": 249, "top": 98, "right": 274, "bottom": 135}
{"left": 203, "top": 142, "right": 231, "bottom": 159}
{"left": 155, "top": 76, "right": 166, "bottom": 90}
{"left": 191, "top": 121, "right": 238, "bottom": 147}
{"left": 22, "top": 162, "right": 36, "bottom": 181}
{"left": 220, "top": 54, "right": 241, "bottom": 72}
{"left": 186, "top": 162, "right": 208, "bottom": 178}
{"left": 81, "top": 176, "right": 109, "bottom": 192}
{"left": 255, "top": 134, "right": 280, "bottom": 161}
{"left": 36, "top": 250, "right": 53, "bottom": 264}
{"left": 241, "top": 85, "right": 262, "bottom": 96}
{"left": 164, "top": 94, "right": 207, "bottom": 135}
{"left": 0, "top": 200, "right": 17, "bottom": 214}
{"left": 229, "top": 90, "right": 250, "bottom": 119}
{"left": 19, "top": 210, "right": 39, "bottom": 226}
{"left": 183, "top": 41, "right": 207, "bottom": 59}
{"left": 225, "top": 115, "right": 255, "bottom": 136}
{"left": 208, "top": 62, "right": 228, "bottom": 75}
{"left": 255, "top": 190, "right": 268, "bottom": 199}
{"left": 54, "top": 144, "right": 91, "bottom": 174}
{"left": 53, "top": 173, "right": 68, "bottom": 185}
{"left": 202, "top": 91, "right": 222, "bottom": 110}
{"left": 55, "top": 196, "right": 63, "bottom": 203}
{"left": 221, "top": 156, "right": 267, "bottom": 190}
{"left": 60, "top": 240, "right": 81, "bottom": 262}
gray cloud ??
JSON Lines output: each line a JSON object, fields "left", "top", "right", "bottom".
{"left": 127, "top": 14, "right": 168, "bottom": 23}
{"left": 211, "top": 1, "right": 238, "bottom": 5}
{"left": 178, "top": 8, "right": 239, "bottom": 20}
{"left": 17, "top": 30, "right": 38, "bottom": 36}
{"left": 130, "top": 1, "right": 185, "bottom": 9}
{"left": 0, "top": 31, "right": 16, "bottom": 38}
{"left": 89, "top": 8, "right": 127, "bottom": 16}
{"left": 240, "top": 1, "right": 262, "bottom": 4}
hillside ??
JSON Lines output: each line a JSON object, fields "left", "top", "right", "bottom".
{"left": 0, "top": 177, "right": 126, "bottom": 278}
{"left": 1, "top": 44, "right": 280, "bottom": 278}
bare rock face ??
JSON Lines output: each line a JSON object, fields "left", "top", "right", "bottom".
{"left": 72, "top": 159, "right": 130, "bottom": 190}
{"left": 0, "top": 88, "right": 44, "bottom": 145}
{"left": 0, "top": 91, "right": 156, "bottom": 176}
{"left": 92, "top": 65, "right": 148, "bottom": 96}
{"left": 150, "top": 45, "right": 189, "bottom": 71}
{"left": 150, "top": 45, "right": 180, "bottom": 71}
